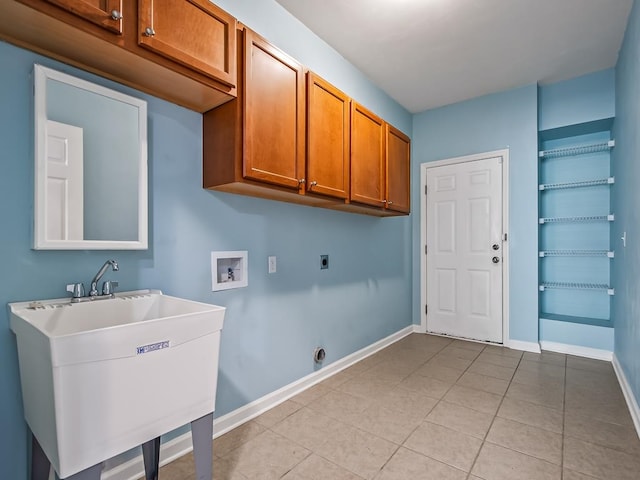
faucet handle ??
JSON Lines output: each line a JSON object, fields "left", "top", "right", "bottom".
{"left": 66, "top": 283, "right": 85, "bottom": 298}
{"left": 102, "top": 280, "right": 119, "bottom": 296}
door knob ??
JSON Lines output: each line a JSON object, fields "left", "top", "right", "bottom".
{"left": 144, "top": 27, "right": 156, "bottom": 37}
{"left": 492, "top": 244, "right": 500, "bottom": 250}
{"left": 492, "top": 256, "right": 500, "bottom": 264}
{"left": 110, "top": 10, "right": 122, "bottom": 20}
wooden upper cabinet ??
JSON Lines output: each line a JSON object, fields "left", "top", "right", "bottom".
{"left": 242, "top": 28, "right": 305, "bottom": 190}
{"left": 386, "top": 124, "right": 411, "bottom": 213}
{"left": 138, "top": 0, "right": 236, "bottom": 87}
{"left": 350, "top": 102, "right": 386, "bottom": 207}
{"left": 45, "top": 0, "right": 123, "bottom": 34}
{"left": 306, "top": 72, "right": 350, "bottom": 199}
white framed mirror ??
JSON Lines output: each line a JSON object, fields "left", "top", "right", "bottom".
{"left": 34, "top": 64, "right": 148, "bottom": 250}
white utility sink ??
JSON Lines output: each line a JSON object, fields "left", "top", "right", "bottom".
{"left": 9, "top": 290, "right": 225, "bottom": 479}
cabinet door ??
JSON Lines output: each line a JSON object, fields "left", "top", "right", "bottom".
{"left": 138, "top": 0, "right": 236, "bottom": 87}
{"left": 350, "top": 102, "right": 385, "bottom": 207}
{"left": 243, "top": 29, "right": 305, "bottom": 190}
{"left": 306, "top": 73, "right": 350, "bottom": 199}
{"left": 45, "top": 0, "right": 123, "bottom": 34}
{"left": 386, "top": 124, "right": 411, "bottom": 213}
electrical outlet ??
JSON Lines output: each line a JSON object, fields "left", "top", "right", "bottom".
{"left": 320, "top": 255, "right": 329, "bottom": 270}
{"left": 268, "top": 256, "right": 277, "bottom": 273}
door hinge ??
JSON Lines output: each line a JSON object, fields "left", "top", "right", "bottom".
{"left": 425, "top": 304, "right": 428, "bottom": 315}
{"left": 425, "top": 244, "right": 428, "bottom": 255}
{"left": 503, "top": 233, "right": 508, "bottom": 241}
{"left": 424, "top": 185, "right": 428, "bottom": 195}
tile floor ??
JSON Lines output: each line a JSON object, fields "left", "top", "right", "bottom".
{"left": 149, "top": 334, "right": 640, "bottom": 479}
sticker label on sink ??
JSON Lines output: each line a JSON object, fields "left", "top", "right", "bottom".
{"left": 136, "top": 341, "right": 170, "bottom": 355}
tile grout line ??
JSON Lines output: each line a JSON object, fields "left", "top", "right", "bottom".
{"left": 464, "top": 346, "right": 524, "bottom": 480}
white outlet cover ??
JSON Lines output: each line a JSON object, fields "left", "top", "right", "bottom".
{"left": 268, "top": 256, "right": 276, "bottom": 273}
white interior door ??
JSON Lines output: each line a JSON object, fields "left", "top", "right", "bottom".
{"left": 46, "top": 120, "right": 83, "bottom": 241}
{"left": 426, "top": 156, "right": 503, "bottom": 342}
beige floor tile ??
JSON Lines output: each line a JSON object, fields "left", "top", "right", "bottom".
{"left": 564, "top": 412, "right": 640, "bottom": 455}
{"left": 511, "top": 369, "right": 565, "bottom": 389}
{"left": 450, "top": 339, "right": 486, "bottom": 352}
{"left": 349, "top": 402, "right": 425, "bottom": 444}
{"left": 442, "top": 385, "right": 503, "bottom": 415}
{"left": 213, "top": 456, "right": 251, "bottom": 479}
{"left": 471, "top": 443, "right": 561, "bottom": 480}
{"left": 439, "top": 345, "right": 482, "bottom": 360}
{"left": 564, "top": 436, "right": 640, "bottom": 480}
{"left": 476, "top": 351, "right": 521, "bottom": 369}
{"left": 523, "top": 350, "right": 566, "bottom": 366}
{"left": 214, "top": 421, "right": 267, "bottom": 457}
{"left": 566, "top": 356, "right": 614, "bottom": 374}
{"left": 156, "top": 452, "right": 195, "bottom": 480}
{"left": 336, "top": 375, "right": 397, "bottom": 400}
{"left": 291, "top": 383, "right": 332, "bottom": 405}
{"left": 254, "top": 400, "right": 303, "bottom": 428}
{"left": 456, "top": 371, "right": 509, "bottom": 396}
{"left": 223, "top": 430, "right": 311, "bottom": 479}
{"left": 307, "top": 389, "right": 373, "bottom": 424}
{"left": 565, "top": 368, "right": 620, "bottom": 391}
{"left": 425, "top": 401, "right": 494, "bottom": 439}
{"left": 359, "top": 365, "right": 411, "bottom": 385}
{"left": 505, "top": 380, "right": 564, "bottom": 410}
{"left": 398, "top": 372, "right": 454, "bottom": 399}
{"left": 404, "top": 422, "right": 482, "bottom": 472}
{"left": 562, "top": 469, "right": 600, "bottom": 480}
{"left": 515, "top": 360, "right": 565, "bottom": 380}
{"left": 482, "top": 345, "right": 523, "bottom": 358}
{"left": 486, "top": 417, "right": 562, "bottom": 464}
{"left": 428, "top": 354, "right": 474, "bottom": 371}
{"left": 320, "top": 369, "right": 356, "bottom": 389}
{"left": 281, "top": 454, "right": 364, "bottom": 479}
{"left": 271, "top": 407, "right": 339, "bottom": 450}
{"left": 311, "top": 420, "right": 398, "bottom": 479}
{"left": 467, "top": 360, "right": 516, "bottom": 381}
{"left": 375, "top": 386, "right": 439, "bottom": 417}
{"left": 497, "top": 397, "right": 563, "bottom": 434}
{"left": 375, "top": 447, "right": 467, "bottom": 480}
{"left": 414, "top": 363, "right": 464, "bottom": 383}
{"left": 565, "top": 388, "right": 634, "bottom": 426}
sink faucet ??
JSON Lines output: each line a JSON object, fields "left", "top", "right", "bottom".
{"left": 89, "top": 259, "right": 119, "bottom": 297}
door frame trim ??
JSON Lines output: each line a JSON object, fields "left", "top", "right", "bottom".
{"left": 419, "top": 149, "right": 510, "bottom": 344}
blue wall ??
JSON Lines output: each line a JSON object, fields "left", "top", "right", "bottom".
{"left": 538, "top": 69, "right": 615, "bottom": 131}
{"left": 0, "top": 0, "right": 412, "bottom": 476}
{"left": 411, "top": 85, "right": 539, "bottom": 344}
{"left": 613, "top": 0, "right": 640, "bottom": 406}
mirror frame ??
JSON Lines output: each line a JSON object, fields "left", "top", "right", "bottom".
{"left": 33, "top": 64, "right": 148, "bottom": 250}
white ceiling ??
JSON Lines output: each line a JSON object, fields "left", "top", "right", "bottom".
{"left": 275, "top": 0, "right": 634, "bottom": 114}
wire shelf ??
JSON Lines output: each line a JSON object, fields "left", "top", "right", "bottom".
{"left": 539, "top": 250, "right": 614, "bottom": 258}
{"left": 539, "top": 177, "right": 614, "bottom": 191}
{"left": 539, "top": 282, "right": 614, "bottom": 295}
{"left": 539, "top": 140, "right": 615, "bottom": 159}
{"left": 539, "top": 214, "right": 614, "bottom": 224}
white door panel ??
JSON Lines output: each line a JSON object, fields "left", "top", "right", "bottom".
{"left": 46, "top": 120, "right": 83, "bottom": 241}
{"left": 426, "top": 156, "right": 503, "bottom": 342}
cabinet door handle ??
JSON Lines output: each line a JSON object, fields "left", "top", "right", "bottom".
{"left": 144, "top": 27, "right": 156, "bottom": 37}
{"left": 298, "top": 178, "right": 306, "bottom": 185}
{"left": 110, "top": 10, "right": 122, "bottom": 20}
{"left": 388, "top": 201, "right": 393, "bottom": 206}
{"left": 382, "top": 200, "right": 387, "bottom": 204}
{"left": 309, "top": 181, "right": 317, "bottom": 187}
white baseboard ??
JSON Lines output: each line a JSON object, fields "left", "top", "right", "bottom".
{"left": 506, "top": 339, "right": 541, "bottom": 353}
{"left": 539, "top": 341, "right": 613, "bottom": 361}
{"left": 612, "top": 354, "right": 640, "bottom": 439}
{"left": 102, "top": 325, "right": 415, "bottom": 480}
